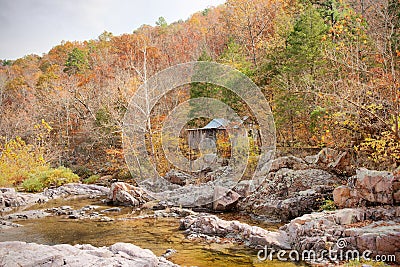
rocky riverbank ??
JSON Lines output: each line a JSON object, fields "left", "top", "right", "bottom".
{"left": 179, "top": 207, "right": 399, "bottom": 265}
{"left": 0, "top": 148, "right": 398, "bottom": 266}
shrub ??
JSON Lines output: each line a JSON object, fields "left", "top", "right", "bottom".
{"left": 319, "top": 199, "right": 336, "bottom": 211}
{"left": 22, "top": 166, "right": 79, "bottom": 192}
{"left": 83, "top": 174, "right": 100, "bottom": 184}
{"left": 72, "top": 166, "right": 93, "bottom": 179}
{"left": 0, "top": 136, "right": 46, "bottom": 186}
{"left": 356, "top": 131, "right": 400, "bottom": 170}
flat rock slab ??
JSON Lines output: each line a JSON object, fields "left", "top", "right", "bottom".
{"left": 0, "top": 241, "right": 178, "bottom": 267}
{"left": 1, "top": 210, "right": 51, "bottom": 221}
{"left": 180, "top": 214, "right": 291, "bottom": 250}
{"left": 0, "top": 220, "right": 21, "bottom": 230}
{"left": 44, "top": 184, "right": 109, "bottom": 198}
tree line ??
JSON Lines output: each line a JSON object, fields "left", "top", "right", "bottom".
{"left": 0, "top": 0, "right": 399, "bottom": 179}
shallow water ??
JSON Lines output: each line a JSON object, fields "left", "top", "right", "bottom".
{"left": 0, "top": 197, "right": 305, "bottom": 267}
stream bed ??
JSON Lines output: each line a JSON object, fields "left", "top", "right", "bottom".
{"left": 0, "top": 197, "right": 306, "bottom": 267}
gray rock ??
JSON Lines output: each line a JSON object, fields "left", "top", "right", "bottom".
{"left": 0, "top": 184, "right": 109, "bottom": 214}
{"left": 180, "top": 214, "right": 291, "bottom": 250}
{"left": 152, "top": 183, "right": 215, "bottom": 208}
{"left": 232, "top": 180, "right": 254, "bottom": 197}
{"left": 101, "top": 207, "right": 122, "bottom": 213}
{"left": 269, "top": 156, "right": 308, "bottom": 173}
{"left": 162, "top": 248, "right": 177, "bottom": 258}
{"left": 240, "top": 167, "right": 338, "bottom": 221}
{"left": 0, "top": 188, "right": 48, "bottom": 212}
{"left": 0, "top": 241, "right": 178, "bottom": 266}
{"left": 0, "top": 220, "right": 21, "bottom": 229}
{"left": 45, "top": 205, "right": 113, "bottom": 222}
{"left": 2, "top": 210, "right": 51, "bottom": 221}
{"left": 139, "top": 177, "right": 182, "bottom": 193}
{"left": 43, "top": 183, "right": 109, "bottom": 198}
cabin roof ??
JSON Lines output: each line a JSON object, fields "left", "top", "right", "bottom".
{"left": 202, "top": 118, "right": 229, "bottom": 129}
{"left": 186, "top": 118, "right": 230, "bottom": 131}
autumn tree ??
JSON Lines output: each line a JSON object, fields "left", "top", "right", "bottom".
{"left": 223, "top": 0, "right": 282, "bottom": 66}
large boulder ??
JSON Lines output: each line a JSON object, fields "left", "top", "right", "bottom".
{"left": 0, "top": 188, "right": 48, "bottom": 212}
{"left": 0, "top": 241, "right": 178, "bottom": 267}
{"left": 232, "top": 180, "right": 254, "bottom": 197}
{"left": 344, "top": 221, "right": 400, "bottom": 260}
{"left": 257, "top": 156, "right": 307, "bottom": 177}
{"left": 305, "top": 148, "right": 355, "bottom": 176}
{"left": 269, "top": 156, "right": 308, "bottom": 173}
{"left": 212, "top": 186, "right": 240, "bottom": 211}
{"left": 265, "top": 168, "right": 336, "bottom": 196}
{"left": 108, "top": 182, "right": 153, "bottom": 206}
{"left": 333, "top": 185, "right": 358, "bottom": 208}
{"left": 333, "top": 168, "right": 396, "bottom": 208}
{"left": 355, "top": 169, "right": 393, "bottom": 204}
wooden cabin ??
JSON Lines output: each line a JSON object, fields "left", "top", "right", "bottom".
{"left": 186, "top": 118, "right": 231, "bottom": 158}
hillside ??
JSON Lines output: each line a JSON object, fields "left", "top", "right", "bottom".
{"left": 0, "top": 0, "right": 399, "bottom": 185}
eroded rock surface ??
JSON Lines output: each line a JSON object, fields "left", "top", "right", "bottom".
{"left": 240, "top": 168, "right": 339, "bottom": 221}
{"left": 0, "top": 184, "right": 109, "bottom": 216}
{"left": 180, "top": 207, "right": 400, "bottom": 264}
{"left": 0, "top": 188, "right": 48, "bottom": 213}
{"left": 164, "top": 170, "right": 194, "bottom": 186}
{"left": 212, "top": 186, "right": 240, "bottom": 211}
{"left": 0, "top": 241, "right": 178, "bottom": 267}
{"left": 334, "top": 168, "right": 397, "bottom": 208}
{"left": 281, "top": 207, "right": 400, "bottom": 263}
{"left": 43, "top": 183, "right": 109, "bottom": 198}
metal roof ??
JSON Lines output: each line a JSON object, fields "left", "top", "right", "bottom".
{"left": 202, "top": 118, "right": 229, "bottom": 129}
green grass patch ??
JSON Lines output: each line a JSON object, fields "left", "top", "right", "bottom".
{"left": 22, "top": 166, "right": 79, "bottom": 192}
{"left": 319, "top": 199, "right": 336, "bottom": 211}
{"left": 83, "top": 174, "right": 100, "bottom": 184}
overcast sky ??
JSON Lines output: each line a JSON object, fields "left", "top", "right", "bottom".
{"left": 0, "top": 0, "right": 226, "bottom": 60}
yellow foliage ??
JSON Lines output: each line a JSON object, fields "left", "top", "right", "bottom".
{"left": 0, "top": 136, "right": 47, "bottom": 186}
{"left": 0, "top": 119, "right": 55, "bottom": 187}
{"left": 357, "top": 131, "right": 400, "bottom": 166}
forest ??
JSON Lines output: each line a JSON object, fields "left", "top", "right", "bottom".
{"left": 0, "top": 0, "right": 399, "bottom": 189}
